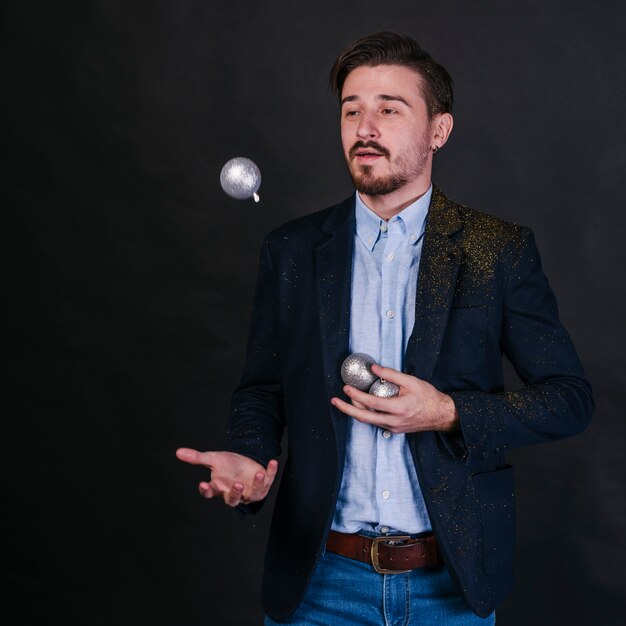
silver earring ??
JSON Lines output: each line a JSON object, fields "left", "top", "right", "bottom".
{"left": 432, "top": 146, "right": 439, "bottom": 154}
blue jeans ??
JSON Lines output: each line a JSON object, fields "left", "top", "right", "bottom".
{"left": 265, "top": 551, "right": 495, "bottom": 625}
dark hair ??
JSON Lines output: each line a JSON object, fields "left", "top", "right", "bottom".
{"left": 329, "top": 31, "right": 453, "bottom": 118}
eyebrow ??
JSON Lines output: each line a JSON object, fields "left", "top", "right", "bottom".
{"left": 340, "top": 94, "right": 411, "bottom": 107}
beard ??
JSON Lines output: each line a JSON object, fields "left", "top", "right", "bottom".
{"left": 346, "top": 137, "right": 431, "bottom": 196}
{"left": 351, "top": 166, "right": 411, "bottom": 195}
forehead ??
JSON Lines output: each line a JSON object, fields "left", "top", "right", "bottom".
{"left": 341, "top": 64, "right": 425, "bottom": 104}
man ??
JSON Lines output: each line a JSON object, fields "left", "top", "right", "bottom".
{"left": 177, "top": 32, "right": 593, "bottom": 624}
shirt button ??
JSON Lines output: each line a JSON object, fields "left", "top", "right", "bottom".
{"left": 386, "top": 253, "right": 394, "bottom": 262}
{"left": 380, "top": 526, "right": 390, "bottom": 534}
{"left": 382, "top": 490, "right": 390, "bottom": 500}
{"left": 382, "top": 430, "right": 392, "bottom": 439}
{"left": 380, "top": 223, "right": 388, "bottom": 232}
{"left": 386, "top": 310, "right": 395, "bottom": 319}
{"left": 409, "top": 233, "right": 417, "bottom": 242}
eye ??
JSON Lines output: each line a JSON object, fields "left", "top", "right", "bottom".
{"left": 381, "top": 108, "right": 398, "bottom": 115}
{"left": 344, "top": 109, "right": 360, "bottom": 118}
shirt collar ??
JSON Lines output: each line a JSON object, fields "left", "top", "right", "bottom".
{"left": 355, "top": 185, "right": 433, "bottom": 252}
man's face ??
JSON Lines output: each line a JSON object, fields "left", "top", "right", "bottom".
{"left": 340, "top": 64, "right": 434, "bottom": 196}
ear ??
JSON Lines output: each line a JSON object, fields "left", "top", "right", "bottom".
{"left": 431, "top": 113, "right": 454, "bottom": 150}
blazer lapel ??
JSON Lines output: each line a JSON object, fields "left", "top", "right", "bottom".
{"left": 405, "top": 187, "right": 464, "bottom": 381}
{"left": 316, "top": 197, "right": 355, "bottom": 454}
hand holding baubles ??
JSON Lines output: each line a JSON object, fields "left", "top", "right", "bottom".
{"left": 332, "top": 363, "right": 459, "bottom": 434}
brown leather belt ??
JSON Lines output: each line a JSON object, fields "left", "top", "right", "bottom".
{"left": 326, "top": 530, "right": 440, "bottom": 574}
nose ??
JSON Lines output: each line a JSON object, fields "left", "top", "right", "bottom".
{"left": 356, "top": 112, "right": 379, "bottom": 140}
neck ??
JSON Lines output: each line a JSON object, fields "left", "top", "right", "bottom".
{"left": 359, "top": 176, "right": 432, "bottom": 221}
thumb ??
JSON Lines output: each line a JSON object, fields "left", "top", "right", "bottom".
{"left": 176, "top": 448, "right": 217, "bottom": 467}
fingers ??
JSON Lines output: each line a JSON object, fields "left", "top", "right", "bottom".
{"left": 371, "top": 364, "right": 412, "bottom": 386}
{"left": 198, "top": 481, "right": 216, "bottom": 498}
{"left": 331, "top": 395, "right": 392, "bottom": 428}
{"left": 248, "top": 471, "right": 267, "bottom": 501}
{"left": 195, "top": 459, "right": 280, "bottom": 507}
{"left": 224, "top": 483, "right": 245, "bottom": 507}
{"left": 342, "top": 385, "right": 402, "bottom": 413}
{"left": 332, "top": 374, "right": 452, "bottom": 434}
{"left": 246, "top": 459, "right": 279, "bottom": 501}
{"left": 265, "top": 459, "right": 279, "bottom": 486}
{"left": 223, "top": 473, "right": 273, "bottom": 507}
{"left": 199, "top": 480, "right": 245, "bottom": 506}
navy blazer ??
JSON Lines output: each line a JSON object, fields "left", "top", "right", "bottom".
{"left": 226, "top": 187, "right": 593, "bottom": 621}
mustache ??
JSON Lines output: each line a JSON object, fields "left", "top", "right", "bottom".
{"left": 349, "top": 141, "right": 390, "bottom": 159}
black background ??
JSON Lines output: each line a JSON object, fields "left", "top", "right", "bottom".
{"left": 3, "top": 1, "right": 625, "bottom": 625}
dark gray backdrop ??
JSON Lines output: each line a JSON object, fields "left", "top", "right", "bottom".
{"left": 3, "top": 1, "right": 625, "bottom": 625}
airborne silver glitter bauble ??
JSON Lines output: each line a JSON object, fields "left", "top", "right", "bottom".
{"left": 369, "top": 379, "right": 400, "bottom": 398}
{"left": 341, "top": 352, "right": 378, "bottom": 391}
{"left": 219, "top": 157, "right": 261, "bottom": 202}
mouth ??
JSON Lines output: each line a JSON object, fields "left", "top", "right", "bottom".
{"left": 353, "top": 150, "right": 386, "bottom": 166}
{"left": 349, "top": 142, "right": 389, "bottom": 162}
{"left": 354, "top": 150, "right": 383, "bottom": 160}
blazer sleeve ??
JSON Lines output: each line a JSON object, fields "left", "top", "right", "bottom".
{"left": 446, "top": 229, "right": 594, "bottom": 464}
{"left": 225, "top": 238, "right": 285, "bottom": 467}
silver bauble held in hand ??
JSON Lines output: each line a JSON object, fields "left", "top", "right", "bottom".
{"left": 369, "top": 379, "right": 400, "bottom": 398}
{"left": 341, "top": 353, "right": 378, "bottom": 391}
{"left": 220, "top": 157, "right": 261, "bottom": 202}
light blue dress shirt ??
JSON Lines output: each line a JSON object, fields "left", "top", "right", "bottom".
{"left": 331, "top": 186, "right": 433, "bottom": 535}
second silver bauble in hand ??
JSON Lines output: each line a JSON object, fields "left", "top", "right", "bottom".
{"left": 341, "top": 352, "right": 378, "bottom": 391}
{"left": 369, "top": 379, "right": 400, "bottom": 398}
